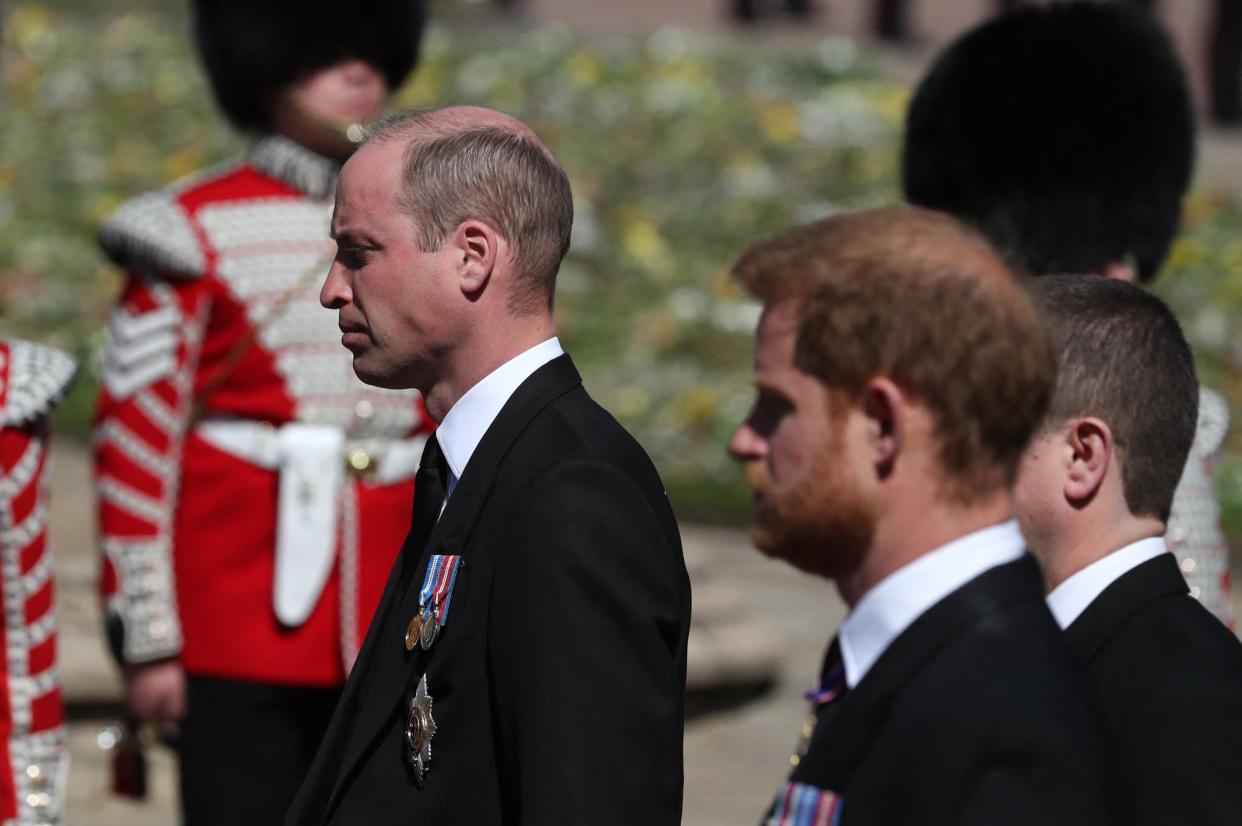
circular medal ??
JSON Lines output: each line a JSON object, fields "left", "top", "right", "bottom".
{"left": 404, "top": 614, "right": 423, "bottom": 652}
{"left": 406, "top": 704, "right": 430, "bottom": 751}
{"left": 419, "top": 604, "right": 439, "bottom": 650}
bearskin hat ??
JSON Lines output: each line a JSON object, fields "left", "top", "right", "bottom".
{"left": 192, "top": 0, "right": 427, "bottom": 133}
{"left": 903, "top": 3, "right": 1193, "bottom": 282}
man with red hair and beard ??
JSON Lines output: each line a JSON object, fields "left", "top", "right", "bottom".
{"left": 730, "top": 206, "right": 1112, "bottom": 825}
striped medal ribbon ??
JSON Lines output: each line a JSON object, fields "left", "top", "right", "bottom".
{"left": 766, "top": 781, "right": 843, "bottom": 826}
{"left": 416, "top": 555, "right": 463, "bottom": 650}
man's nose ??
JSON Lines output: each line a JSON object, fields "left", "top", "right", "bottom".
{"left": 728, "top": 421, "right": 765, "bottom": 462}
{"left": 321, "top": 261, "right": 352, "bottom": 310}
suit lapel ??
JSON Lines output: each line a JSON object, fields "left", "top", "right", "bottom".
{"left": 327, "top": 355, "right": 584, "bottom": 810}
{"left": 805, "top": 556, "right": 1044, "bottom": 784}
{"left": 1064, "top": 552, "right": 1188, "bottom": 662}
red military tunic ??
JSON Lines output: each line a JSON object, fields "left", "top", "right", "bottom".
{"left": 95, "top": 136, "right": 431, "bottom": 686}
{"left": 0, "top": 339, "right": 75, "bottom": 826}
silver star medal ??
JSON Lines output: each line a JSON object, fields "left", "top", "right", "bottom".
{"left": 405, "top": 673, "right": 437, "bottom": 786}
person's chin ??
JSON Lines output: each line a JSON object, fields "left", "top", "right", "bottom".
{"left": 349, "top": 354, "right": 401, "bottom": 390}
{"left": 751, "top": 521, "right": 842, "bottom": 580}
{"left": 750, "top": 523, "right": 787, "bottom": 561}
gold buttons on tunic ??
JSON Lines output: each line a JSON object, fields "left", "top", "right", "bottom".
{"left": 348, "top": 449, "right": 373, "bottom": 475}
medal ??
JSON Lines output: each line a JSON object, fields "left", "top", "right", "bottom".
{"left": 404, "top": 613, "right": 423, "bottom": 652}
{"left": 419, "top": 603, "right": 439, "bottom": 650}
{"left": 405, "top": 674, "right": 436, "bottom": 786}
{"left": 411, "top": 555, "right": 463, "bottom": 652}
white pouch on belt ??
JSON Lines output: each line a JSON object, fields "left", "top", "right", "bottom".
{"left": 274, "top": 424, "right": 345, "bottom": 626}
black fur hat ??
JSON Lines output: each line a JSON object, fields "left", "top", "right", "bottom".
{"left": 903, "top": 3, "right": 1193, "bottom": 282}
{"left": 192, "top": 0, "right": 427, "bottom": 133}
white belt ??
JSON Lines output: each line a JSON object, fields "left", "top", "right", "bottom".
{"left": 194, "top": 419, "right": 426, "bottom": 483}
{"left": 194, "top": 419, "right": 426, "bottom": 628}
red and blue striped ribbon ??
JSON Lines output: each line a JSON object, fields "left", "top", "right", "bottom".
{"left": 766, "top": 781, "right": 843, "bottom": 826}
{"left": 418, "top": 554, "right": 463, "bottom": 626}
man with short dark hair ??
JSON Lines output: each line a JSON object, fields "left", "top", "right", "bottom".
{"left": 286, "top": 106, "right": 690, "bottom": 826}
{"left": 1016, "top": 274, "right": 1242, "bottom": 825}
{"left": 902, "top": 2, "right": 1235, "bottom": 624}
{"left": 731, "top": 206, "right": 1111, "bottom": 825}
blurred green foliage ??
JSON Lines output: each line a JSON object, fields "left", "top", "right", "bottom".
{"left": 1, "top": 4, "right": 1239, "bottom": 529}
{"left": 1158, "top": 194, "right": 1242, "bottom": 538}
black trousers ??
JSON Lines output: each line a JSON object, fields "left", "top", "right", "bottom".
{"left": 180, "top": 676, "right": 341, "bottom": 826}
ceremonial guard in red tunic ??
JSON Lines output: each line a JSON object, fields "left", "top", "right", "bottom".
{"left": 92, "top": 2, "right": 428, "bottom": 822}
{"left": 0, "top": 339, "right": 77, "bottom": 826}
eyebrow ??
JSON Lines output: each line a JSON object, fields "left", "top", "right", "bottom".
{"left": 330, "top": 226, "right": 377, "bottom": 245}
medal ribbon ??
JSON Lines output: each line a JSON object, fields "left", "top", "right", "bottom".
{"left": 418, "top": 554, "right": 463, "bottom": 626}
{"left": 767, "top": 781, "right": 843, "bottom": 826}
{"left": 802, "top": 661, "right": 845, "bottom": 708}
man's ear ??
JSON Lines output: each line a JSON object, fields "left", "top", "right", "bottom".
{"left": 1063, "top": 418, "right": 1113, "bottom": 508}
{"left": 860, "top": 377, "right": 904, "bottom": 480}
{"left": 453, "top": 220, "right": 499, "bottom": 297}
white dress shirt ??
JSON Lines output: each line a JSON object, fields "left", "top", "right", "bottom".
{"left": 1045, "top": 536, "right": 1169, "bottom": 630}
{"left": 838, "top": 519, "right": 1026, "bottom": 688}
{"left": 435, "top": 337, "right": 564, "bottom": 493}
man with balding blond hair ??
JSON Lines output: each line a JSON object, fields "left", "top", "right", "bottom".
{"left": 286, "top": 107, "right": 690, "bottom": 826}
{"left": 730, "top": 206, "right": 1112, "bottom": 825}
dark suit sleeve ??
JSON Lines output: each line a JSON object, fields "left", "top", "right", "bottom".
{"left": 487, "top": 458, "right": 686, "bottom": 825}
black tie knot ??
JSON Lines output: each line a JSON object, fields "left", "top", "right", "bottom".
{"left": 418, "top": 434, "right": 449, "bottom": 498}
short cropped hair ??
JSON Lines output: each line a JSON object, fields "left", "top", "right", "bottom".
{"left": 367, "top": 111, "right": 574, "bottom": 312}
{"left": 903, "top": 3, "right": 1193, "bottom": 282}
{"left": 734, "top": 205, "right": 1057, "bottom": 503}
{"left": 1031, "top": 275, "right": 1199, "bottom": 522}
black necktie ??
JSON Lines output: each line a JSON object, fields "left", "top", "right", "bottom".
{"left": 416, "top": 434, "right": 449, "bottom": 521}
{"left": 398, "top": 434, "right": 448, "bottom": 592}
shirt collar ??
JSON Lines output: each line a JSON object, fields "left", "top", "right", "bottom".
{"left": 1045, "top": 536, "right": 1168, "bottom": 630}
{"left": 839, "top": 519, "right": 1025, "bottom": 689}
{"left": 436, "top": 337, "right": 564, "bottom": 484}
{"left": 248, "top": 135, "right": 340, "bottom": 200}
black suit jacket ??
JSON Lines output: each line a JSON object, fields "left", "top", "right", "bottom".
{"left": 772, "top": 556, "right": 1112, "bottom": 826}
{"left": 286, "top": 355, "right": 691, "bottom": 825}
{"left": 1065, "top": 552, "right": 1242, "bottom": 825}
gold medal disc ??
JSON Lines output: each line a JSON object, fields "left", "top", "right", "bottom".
{"left": 404, "top": 614, "right": 423, "bottom": 651}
